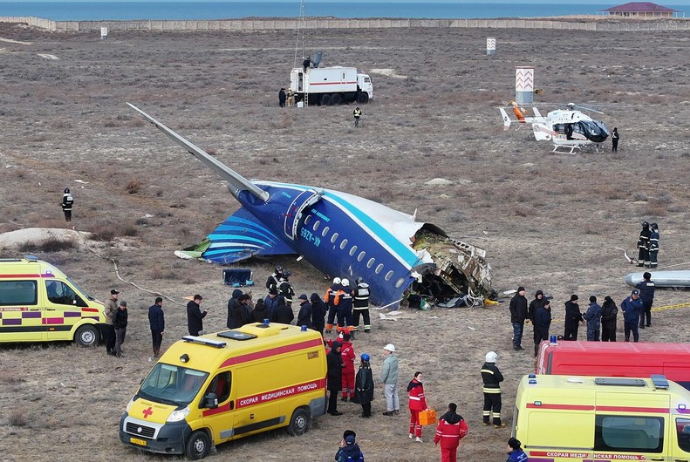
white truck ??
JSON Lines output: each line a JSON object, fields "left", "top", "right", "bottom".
{"left": 289, "top": 66, "right": 373, "bottom": 106}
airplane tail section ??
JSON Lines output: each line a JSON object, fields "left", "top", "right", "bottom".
{"left": 127, "top": 103, "right": 269, "bottom": 202}
{"left": 177, "top": 207, "right": 296, "bottom": 264}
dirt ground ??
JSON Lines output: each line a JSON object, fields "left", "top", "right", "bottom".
{"left": 2, "top": 21, "right": 690, "bottom": 462}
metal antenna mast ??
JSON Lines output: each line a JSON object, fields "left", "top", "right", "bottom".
{"left": 293, "top": 0, "right": 308, "bottom": 69}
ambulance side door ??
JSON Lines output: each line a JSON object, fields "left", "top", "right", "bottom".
{"left": 0, "top": 280, "right": 41, "bottom": 341}
{"left": 200, "top": 371, "right": 234, "bottom": 443}
{"left": 672, "top": 417, "right": 690, "bottom": 459}
{"left": 44, "top": 279, "right": 88, "bottom": 340}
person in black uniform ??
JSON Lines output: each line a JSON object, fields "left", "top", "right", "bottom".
{"left": 61, "top": 187, "right": 74, "bottom": 223}
{"left": 601, "top": 296, "right": 618, "bottom": 342}
{"left": 636, "top": 271, "right": 656, "bottom": 329}
{"left": 637, "top": 222, "right": 651, "bottom": 268}
{"left": 303, "top": 56, "right": 312, "bottom": 72}
{"left": 532, "top": 299, "right": 552, "bottom": 357}
{"left": 186, "top": 294, "right": 207, "bottom": 336}
{"left": 327, "top": 341, "right": 344, "bottom": 416}
{"left": 649, "top": 223, "right": 660, "bottom": 269}
{"left": 509, "top": 287, "right": 528, "bottom": 351}
{"left": 278, "top": 88, "right": 286, "bottom": 108}
{"left": 563, "top": 294, "right": 584, "bottom": 340}
{"left": 611, "top": 127, "right": 620, "bottom": 152}
{"left": 310, "top": 292, "right": 328, "bottom": 336}
{"left": 353, "top": 277, "right": 371, "bottom": 333}
{"left": 481, "top": 351, "right": 505, "bottom": 428}
{"left": 266, "top": 265, "right": 285, "bottom": 291}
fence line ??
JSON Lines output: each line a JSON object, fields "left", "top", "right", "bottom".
{"left": 1, "top": 16, "right": 690, "bottom": 32}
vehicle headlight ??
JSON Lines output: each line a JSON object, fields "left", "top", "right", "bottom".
{"left": 125, "top": 398, "right": 135, "bottom": 413}
{"left": 167, "top": 406, "right": 190, "bottom": 423}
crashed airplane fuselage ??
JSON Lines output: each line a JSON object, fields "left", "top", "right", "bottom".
{"left": 128, "top": 103, "right": 492, "bottom": 307}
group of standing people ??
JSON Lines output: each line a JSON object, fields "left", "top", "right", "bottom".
{"left": 278, "top": 87, "right": 295, "bottom": 107}
{"left": 324, "top": 276, "right": 372, "bottom": 337}
{"left": 510, "top": 276, "right": 656, "bottom": 352}
{"left": 636, "top": 221, "right": 660, "bottom": 269}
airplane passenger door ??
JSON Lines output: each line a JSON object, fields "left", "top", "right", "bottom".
{"left": 283, "top": 189, "right": 322, "bottom": 241}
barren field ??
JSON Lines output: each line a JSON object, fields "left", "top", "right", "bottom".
{"left": 2, "top": 21, "right": 690, "bottom": 462}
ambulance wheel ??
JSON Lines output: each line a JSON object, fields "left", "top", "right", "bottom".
{"left": 330, "top": 94, "right": 342, "bottom": 105}
{"left": 185, "top": 431, "right": 210, "bottom": 460}
{"left": 357, "top": 92, "right": 369, "bottom": 104}
{"left": 74, "top": 325, "right": 99, "bottom": 347}
{"left": 320, "top": 94, "right": 331, "bottom": 106}
{"left": 288, "top": 408, "right": 310, "bottom": 436}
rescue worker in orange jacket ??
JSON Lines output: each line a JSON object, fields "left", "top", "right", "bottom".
{"left": 407, "top": 371, "right": 428, "bottom": 442}
{"left": 334, "top": 278, "right": 354, "bottom": 334}
{"left": 434, "top": 403, "right": 469, "bottom": 462}
{"left": 325, "top": 277, "right": 342, "bottom": 334}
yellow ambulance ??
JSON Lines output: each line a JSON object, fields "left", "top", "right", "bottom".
{"left": 513, "top": 374, "right": 690, "bottom": 461}
{"left": 0, "top": 256, "right": 106, "bottom": 346}
{"left": 119, "top": 323, "right": 327, "bottom": 459}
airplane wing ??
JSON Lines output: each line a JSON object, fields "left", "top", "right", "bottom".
{"left": 177, "top": 207, "right": 296, "bottom": 264}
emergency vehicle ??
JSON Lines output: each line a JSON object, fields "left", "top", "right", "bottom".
{"left": 0, "top": 256, "right": 106, "bottom": 346}
{"left": 119, "top": 322, "right": 327, "bottom": 460}
{"left": 513, "top": 374, "right": 690, "bottom": 461}
{"left": 536, "top": 340, "right": 690, "bottom": 390}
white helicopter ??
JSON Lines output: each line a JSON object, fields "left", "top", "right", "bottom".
{"left": 500, "top": 102, "right": 610, "bottom": 154}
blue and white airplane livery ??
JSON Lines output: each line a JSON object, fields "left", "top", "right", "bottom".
{"left": 128, "top": 103, "right": 492, "bottom": 308}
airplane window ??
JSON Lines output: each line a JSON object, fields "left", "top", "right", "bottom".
{"left": 375, "top": 264, "right": 384, "bottom": 274}
{"left": 331, "top": 233, "right": 339, "bottom": 244}
{"left": 340, "top": 239, "right": 348, "bottom": 250}
{"left": 367, "top": 258, "right": 375, "bottom": 268}
{"left": 395, "top": 278, "right": 405, "bottom": 288}
{"left": 357, "top": 251, "right": 366, "bottom": 262}
{"left": 313, "top": 220, "right": 320, "bottom": 231}
{"left": 349, "top": 245, "right": 357, "bottom": 256}
{"left": 304, "top": 215, "right": 312, "bottom": 225}
{"left": 385, "top": 271, "right": 394, "bottom": 281}
{"left": 322, "top": 226, "right": 329, "bottom": 237}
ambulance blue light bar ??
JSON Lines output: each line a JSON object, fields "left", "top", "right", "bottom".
{"left": 651, "top": 374, "right": 669, "bottom": 389}
{"left": 181, "top": 336, "right": 227, "bottom": 348}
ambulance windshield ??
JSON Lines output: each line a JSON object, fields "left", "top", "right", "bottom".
{"left": 139, "top": 363, "right": 209, "bottom": 406}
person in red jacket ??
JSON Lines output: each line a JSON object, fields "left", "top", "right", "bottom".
{"left": 407, "top": 371, "right": 428, "bottom": 442}
{"left": 340, "top": 333, "right": 356, "bottom": 401}
{"left": 434, "top": 403, "right": 469, "bottom": 462}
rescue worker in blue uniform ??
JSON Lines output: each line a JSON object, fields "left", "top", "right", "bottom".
{"left": 353, "top": 277, "right": 371, "bottom": 333}
{"left": 636, "top": 271, "right": 655, "bottom": 329}
{"left": 649, "top": 223, "right": 660, "bottom": 269}
{"left": 506, "top": 438, "right": 528, "bottom": 462}
{"left": 583, "top": 295, "right": 602, "bottom": 341}
{"left": 637, "top": 222, "right": 651, "bottom": 267}
{"left": 621, "top": 289, "right": 644, "bottom": 342}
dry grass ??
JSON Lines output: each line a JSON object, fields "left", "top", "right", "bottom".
{"left": 2, "top": 21, "right": 690, "bottom": 462}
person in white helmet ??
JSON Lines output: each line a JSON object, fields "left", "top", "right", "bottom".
{"left": 481, "top": 351, "right": 505, "bottom": 428}
{"left": 325, "top": 277, "right": 342, "bottom": 334}
{"left": 335, "top": 278, "right": 354, "bottom": 336}
{"left": 380, "top": 343, "right": 399, "bottom": 416}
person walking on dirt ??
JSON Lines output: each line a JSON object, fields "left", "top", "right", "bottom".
{"left": 407, "top": 371, "right": 428, "bottom": 442}
{"left": 186, "top": 294, "right": 207, "bottom": 336}
{"left": 353, "top": 107, "right": 363, "bottom": 128}
{"left": 622, "top": 289, "right": 644, "bottom": 342}
{"left": 61, "top": 187, "right": 74, "bottom": 224}
{"left": 434, "top": 403, "right": 469, "bottom": 462}
{"left": 278, "top": 88, "right": 286, "bottom": 108}
{"left": 611, "top": 127, "right": 620, "bottom": 152}
{"left": 114, "top": 300, "right": 128, "bottom": 358}
{"left": 287, "top": 88, "right": 295, "bottom": 107}
{"left": 327, "top": 341, "right": 344, "bottom": 416}
{"left": 481, "top": 351, "right": 505, "bottom": 428}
